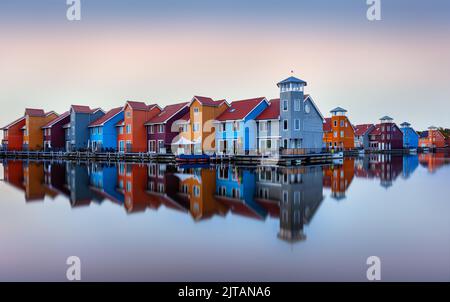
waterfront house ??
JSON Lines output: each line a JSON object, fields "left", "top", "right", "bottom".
{"left": 419, "top": 126, "right": 447, "bottom": 148}
{"left": 145, "top": 102, "right": 189, "bottom": 154}
{"left": 400, "top": 122, "right": 419, "bottom": 149}
{"left": 323, "top": 107, "right": 355, "bottom": 150}
{"left": 278, "top": 76, "right": 324, "bottom": 153}
{"left": 66, "top": 105, "right": 105, "bottom": 152}
{"left": 88, "top": 107, "right": 124, "bottom": 152}
{"left": 41, "top": 111, "right": 70, "bottom": 151}
{"left": 368, "top": 116, "right": 403, "bottom": 151}
{"left": 215, "top": 97, "right": 269, "bottom": 155}
{"left": 176, "top": 96, "right": 229, "bottom": 155}
{"left": 354, "top": 124, "right": 375, "bottom": 150}
{"left": 1, "top": 115, "right": 26, "bottom": 151}
{"left": 255, "top": 98, "right": 281, "bottom": 155}
{"left": 118, "top": 101, "right": 162, "bottom": 153}
{"left": 22, "top": 109, "right": 59, "bottom": 151}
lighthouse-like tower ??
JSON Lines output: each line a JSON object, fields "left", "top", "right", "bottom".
{"left": 277, "top": 76, "right": 307, "bottom": 149}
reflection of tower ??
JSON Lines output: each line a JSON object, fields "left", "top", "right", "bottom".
{"left": 277, "top": 166, "right": 324, "bottom": 243}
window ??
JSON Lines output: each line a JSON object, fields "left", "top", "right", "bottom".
{"left": 193, "top": 123, "right": 200, "bottom": 132}
{"left": 305, "top": 104, "right": 311, "bottom": 114}
{"left": 267, "top": 139, "right": 272, "bottom": 149}
{"left": 193, "top": 108, "right": 199, "bottom": 115}
{"left": 334, "top": 131, "right": 338, "bottom": 138}
{"left": 158, "top": 124, "right": 164, "bottom": 133}
{"left": 259, "top": 121, "right": 267, "bottom": 132}
{"left": 193, "top": 185, "right": 200, "bottom": 197}
{"left": 294, "top": 191, "right": 300, "bottom": 204}
{"left": 126, "top": 124, "right": 131, "bottom": 134}
{"left": 232, "top": 188, "right": 240, "bottom": 199}
{"left": 149, "top": 125, "right": 154, "bottom": 134}
{"left": 340, "top": 120, "right": 344, "bottom": 127}
{"left": 282, "top": 100, "right": 288, "bottom": 111}
{"left": 233, "top": 121, "right": 240, "bottom": 131}
{"left": 119, "top": 127, "right": 123, "bottom": 134}
{"left": 158, "top": 140, "right": 164, "bottom": 150}
{"left": 282, "top": 191, "right": 288, "bottom": 203}
{"left": 126, "top": 181, "right": 132, "bottom": 192}
{"left": 340, "top": 131, "right": 344, "bottom": 138}
{"left": 221, "top": 123, "right": 226, "bottom": 132}
{"left": 283, "top": 139, "right": 288, "bottom": 149}
{"left": 294, "top": 119, "right": 300, "bottom": 130}
{"left": 294, "top": 99, "right": 301, "bottom": 111}
{"left": 98, "top": 127, "right": 102, "bottom": 135}
{"left": 283, "top": 120, "right": 288, "bottom": 131}
{"left": 334, "top": 120, "right": 337, "bottom": 127}
{"left": 126, "top": 111, "right": 131, "bottom": 118}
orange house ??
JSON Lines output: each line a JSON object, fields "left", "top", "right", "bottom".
{"left": 1, "top": 115, "right": 26, "bottom": 151}
{"left": 323, "top": 107, "right": 355, "bottom": 150}
{"left": 177, "top": 96, "right": 229, "bottom": 155}
{"left": 22, "top": 108, "right": 59, "bottom": 151}
{"left": 118, "top": 101, "right": 161, "bottom": 153}
{"left": 419, "top": 126, "right": 447, "bottom": 148}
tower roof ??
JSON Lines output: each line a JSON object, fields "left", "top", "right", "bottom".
{"left": 276, "top": 76, "right": 307, "bottom": 87}
{"left": 330, "top": 106, "right": 347, "bottom": 113}
{"left": 379, "top": 115, "right": 393, "bottom": 121}
{"left": 400, "top": 122, "right": 411, "bottom": 127}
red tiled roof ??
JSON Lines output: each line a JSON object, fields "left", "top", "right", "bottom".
{"left": 25, "top": 108, "right": 45, "bottom": 117}
{"left": 88, "top": 107, "right": 122, "bottom": 127}
{"left": 1, "top": 116, "right": 25, "bottom": 130}
{"left": 145, "top": 102, "right": 188, "bottom": 124}
{"left": 42, "top": 111, "right": 70, "bottom": 129}
{"left": 71, "top": 105, "right": 92, "bottom": 113}
{"left": 192, "top": 96, "right": 227, "bottom": 107}
{"left": 354, "top": 124, "right": 374, "bottom": 136}
{"left": 370, "top": 124, "right": 382, "bottom": 136}
{"left": 256, "top": 99, "right": 280, "bottom": 120}
{"left": 323, "top": 118, "right": 332, "bottom": 132}
{"left": 216, "top": 97, "right": 266, "bottom": 121}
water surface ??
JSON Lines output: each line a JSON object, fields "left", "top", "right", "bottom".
{"left": 0, "top": 153, "right": 449, "bottom": 281}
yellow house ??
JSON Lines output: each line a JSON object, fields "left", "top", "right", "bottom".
{"left": 176, "top": 96, "right": 229, "bottom": 155}
{"left": 22, "top": 108, "right": 59, "bottom": 151}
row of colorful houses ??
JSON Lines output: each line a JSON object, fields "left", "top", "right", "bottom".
{"left": 1, "top": 76, "right": 448, "bottom": 154}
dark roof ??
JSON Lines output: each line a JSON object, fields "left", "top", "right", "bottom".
{"left": 216, "top": 97, "right": 267, "bottom": 121}
{"left": 1, "top": 116, "right": 25, "bottom": 130}
{"left": 42, "top": 111, "right": 70, "bottom": 129}
{"left": 71, "top": 105, "right": 92, "bottom": 113}
{"left": 178, "top": 111, "right": 190, "bottom": 122}
{"left": 380, "top": 115, "right": 393, "bottom": 121}
{"left": 276, "top": 76, "right": 307, "bottom": 87}
{"left": 145, "top": 102, "right": 188, "bottom": 125}
{"left": 400, "top": 122, "right": 411, "bottom": 127}
{"left": 354, "top": 124, "right": 374, "bottom": 136}
{"left": 255, "top": 99, "right": 280, "bottom": 120}
{"left": 88, "top": 107, "right": 122, "bottom": 127}
{"left": 419, "top": 131, "right": 429, "bottom": 138}
{"left": 192, "top": 96, "right": 227, "bottom": 107}
{"left": 25, "top": 108, "right": 45, "bottom": 117}
{"left": 330, "top": 106, "right": 347, "bottom": 113}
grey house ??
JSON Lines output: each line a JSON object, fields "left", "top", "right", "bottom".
{"left": 277, "top": 76, "right": 324, "bottom": 153}
{"left": 354, "top": 124, "right": 375, "bottom": 150}
{"left": 66, "top": 105, "right": 105, "bottom": 152}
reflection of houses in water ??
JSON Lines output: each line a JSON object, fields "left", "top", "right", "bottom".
{"left": 65, "top": 162, "right": 103, "bottom": 207}
{"left": 402, "top": 155, "right": 419, "bottom": 179}
{"left": 89, "top": 163, "right": 124, "bottom": 205}
{"left": 323, "top": 158, "right": 355, "bottom": 200}
{"left": 419, "top": 153, "right": 449, "bottom": 173}
{"left": 215, "top": 166, "right": 266, "bottom": 220}
{"left": 118, "top": 163, "right": 152, "bottom": 213}
{"left": 174, "top": 167, "right": 228, "bottom": 221}
{"left": 255, "top": 166, "right": 324, "bottom": 243}
{"left": 23, "top": 162, "right": 46, "bottom": 201}
{"left": 354, "top": 154, "right": 403, "bottom": 188}
{"left": 2, "top": 160, "right": 25, "bottom": 192}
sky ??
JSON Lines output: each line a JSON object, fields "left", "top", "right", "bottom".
{"left": 0, "top": 0, "right": 449, "bottom": 130}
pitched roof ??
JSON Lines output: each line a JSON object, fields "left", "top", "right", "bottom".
{"left": 277, "top": 76, "right": 307, "bottom": 87}
{"left": 330, "top": 106, "right": 347, "bottom": 113}
{"left": 178, "top": 111, "right": 190, "bottom": 123}
{"left": 88, "top": 107, "right": 122, "bottom": 127}
{"left": 1, "top": 116, "right": 25, "bottom": 130}
{"left": 71, "top": 105, "right": 92, "bottom": 113}
{"left": 216, "top": 97, "right": 267, "bottom": 121}
{"left": 42, "top": 111, "right": 70, "bottom": 129}
{"left": 145, "top": 102, "right": 188, "bottom": 125}
{"left": 354, "top": 124, "right": 374, "bottom": 136}
{"left": 323, "top": 118, "right": 332, "bottom": 132}
{"left": 25, "top": 108, "right": 45, "bottom": 117}
{"left": 191, "top": 96, "right": 228, "bottom": 107}
{"left": 256, "top": 99, "right": 280, "bottom": 120}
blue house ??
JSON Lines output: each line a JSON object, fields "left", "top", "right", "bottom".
{"left": 88, "top": 107, "right": 124, "bottom": 152}
{"left": 215, "top": 97, "right": 269, "bottom": 155}
{"left": 400, "top": 122, "right": 419, "bottom": 149}
{"left": 215, "top": 166, "right": 267, "bottom": 220}
{"left": 89, "top": 163, "right": 124, "bottom": 205}
{"left": 66, "top": 105, "right": 105, "bottom": 152}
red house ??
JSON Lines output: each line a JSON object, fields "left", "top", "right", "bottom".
{"left": 368, "top": 116, "right": 403, "bottom": 151}
{"left": 145, "top": 102, "right": 189, "bottom": 154}
{"left": 42, "top": 111, "right": 70, "bottom": 151}
{"left": 419, "top": 126, "right": 447, "bottom": 148}
{"left": 1, "top": 115, "right": 26, "bottom": 151}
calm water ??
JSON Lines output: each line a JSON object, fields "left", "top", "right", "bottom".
{"left": 0, "top": 153, "right": 449, "bottom": 281}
